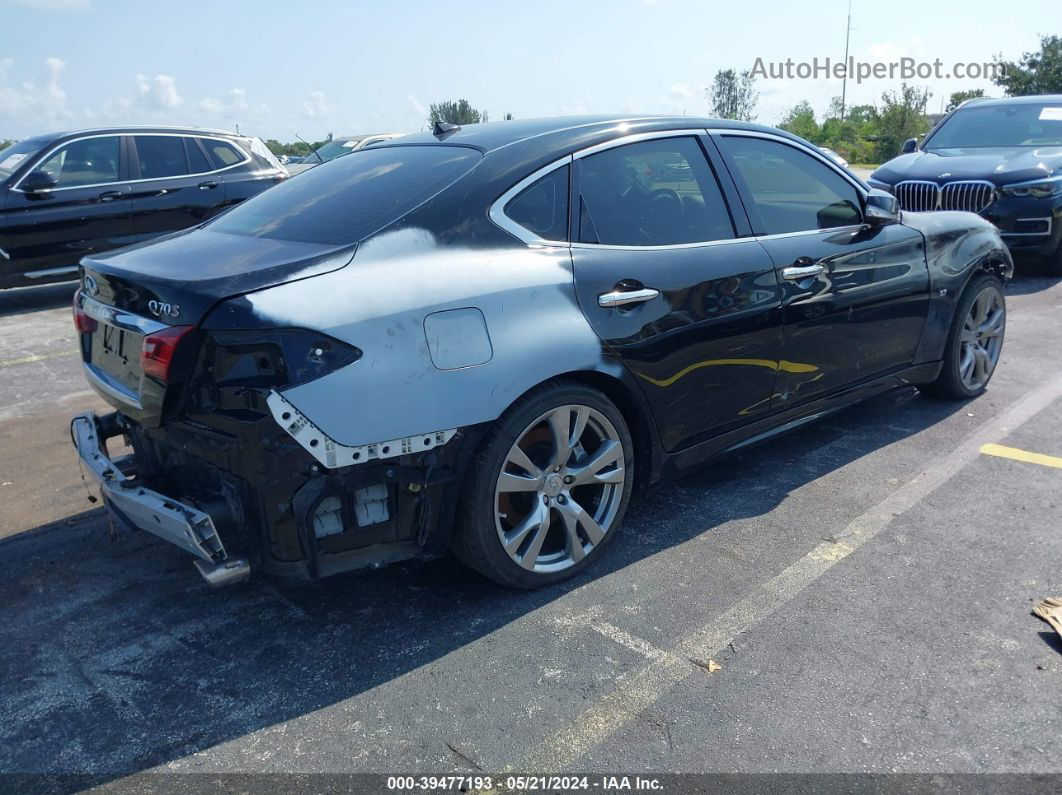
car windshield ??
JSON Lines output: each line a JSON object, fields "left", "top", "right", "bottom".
{"left": 312, "top": 138, "right": 363, "bottom": 162}
{"left": 925, "top": 103, "right": 1062, "bottom": 148}
{"left": 209, "top": 144, "right": 481, "bottom": 245}
{"left": 0, "top": 138, "right": 48, "bottom": 179}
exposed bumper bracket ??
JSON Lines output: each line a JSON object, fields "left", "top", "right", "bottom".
{"left": 266, "top": 390, "right": 456, "bottom": 469}
{"left": 71, "top": 412, "right": 250, "bottom": 586}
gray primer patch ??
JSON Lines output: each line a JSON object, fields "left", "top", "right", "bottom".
{"left": 423, "top": 307, "right": 493, "bottom": 371}
{"left": 247, "top": 228, "right": 606, "bottom": 448}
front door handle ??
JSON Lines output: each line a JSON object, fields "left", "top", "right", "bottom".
{"left": 598, "top": 287, "right": 660, "bottom": 308}
{"left": 98, "top": 191, "right": 124, "bottom": 202}
{"left": 781, "top": 263, "right": 826, "bottom": 281}
{"left": 198, "top": 180, "right": 219, "bottom": 190}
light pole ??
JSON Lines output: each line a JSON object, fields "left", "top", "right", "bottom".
{"left": 840, "top": 0, "right": 852, "bottom": 120}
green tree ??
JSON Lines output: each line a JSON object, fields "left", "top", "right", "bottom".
{"left": 706, "top": 69, "right": 758, "bottom": 121}
{"left": 428, "top": 99, "right": 488, "bottom": 126}
{"left": 994, "top": 35, "right": 1062, "bottom": 95}
{"left": 876, "top": 84, "right": 931, "bottom": 161}
{"left": 778, "top": 101, "right": 820, "bottom": 142}
{"left": 946, "top": 89, "right": 985, "bottom": 112}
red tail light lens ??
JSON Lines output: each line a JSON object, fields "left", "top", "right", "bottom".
{"left": 142, "top": 326, "right": 194, "bottom": 382}
{"left": 72, "top": 289, "right": 98, "bottom": 334}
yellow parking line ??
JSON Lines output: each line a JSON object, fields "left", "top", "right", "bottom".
{"left": 0, "top": 350, "right": 76, "bottom": 368}
{"left": 980, "top": 443, "right": 1062, "bottom": 470}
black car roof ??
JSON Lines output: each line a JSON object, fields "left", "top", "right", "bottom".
{"left": 381, "top": 114, "right": 802, "bottom": 155}
{"left": 961, "top": 94, "right": 1062, "bottom": 108}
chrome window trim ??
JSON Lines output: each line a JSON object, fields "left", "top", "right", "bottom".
{"left": 488, "top": 155, "right": 573, "bottom": 247}
{"left": 25, "top": 265, "right": 78, "bottom": 278}
{"left": 570, "top": 237, "right": 749, "bottom": 252}
{"left": 571, "top": 128, "right": 711, "bottom": 160}
{"left": 752, "top": 223, "right": 866, "bottom": 243}
{"left": 710, "top": 128, "right": 871, "bottom": 199}
{"left": 11, "top": 132, "right": 253, "bottom": 194}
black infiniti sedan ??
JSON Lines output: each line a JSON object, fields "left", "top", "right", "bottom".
{"left": 0, "top": 126, "right": 287, "bottom": 289}
{"left": 70, "top": 115, "right": 1012, "bottom": 590}
{"left": 869, "top": 95, "right": 1062, "bottom": 275}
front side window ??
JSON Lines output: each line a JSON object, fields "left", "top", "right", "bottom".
{"left": 0, "top": 137, "right": 49, "bottom": 180}
{"left": 577, "top": 137, "right": 733, "bottom": 246}
{"left": 504, "top": 164, "right": 569, "bottom": 242}
{"left": 134, "top": 136, "right": 188, "bottom": 179}
{"left": 926, "top": 103, "right": 1062, "bottom": 148}
{"left": 35, "top": 136, "right": 120, "bottom": 188}
{"left": 720, "top": 136, "right": 862, "bottom": 235}
{"left": 209, "top": 145, "right": 481, "bottom": 245}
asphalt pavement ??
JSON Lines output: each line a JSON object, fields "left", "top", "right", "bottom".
{"left": 0, "top": 272, "right": 1060, "bottom": 787}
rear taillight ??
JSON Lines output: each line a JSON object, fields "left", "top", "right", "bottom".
{"left": 142, "top": 326, "right": 194, "bottom": 382}
{"left": 72, "top": 289, "right": 98, "bottom": 334}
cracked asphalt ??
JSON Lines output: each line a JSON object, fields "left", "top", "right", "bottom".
{"left": 0, "top": 272, "right": 1060, "bottom": 788}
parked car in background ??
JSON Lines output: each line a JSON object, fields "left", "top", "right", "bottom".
{"left": 70, "top": 115, "right": 1012, "bottom": 590}
{"left": 869, "top": 95, "right": 1062, "bottom": 275}
{"left": 0, "top": 126, "right": 287, "bottom": 289}
{"left": 818, "top": 146, "right": 849, "bottom": 168}
{"left": 285, "top": 133, "right": 404, "bottom": 175}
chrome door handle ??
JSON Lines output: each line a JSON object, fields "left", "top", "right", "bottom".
{"left": 598, "top": 287, "right": 660, "bottom": 308}
{"left": 781, "top": 264, "right": 825, "bottom": 281}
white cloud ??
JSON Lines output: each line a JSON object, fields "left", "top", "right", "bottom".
{"left": 301, "top": 90, "right": 327, "bottom": 119}
{"left": 133, "top": 73, "right": 182, "bottom": 110}
{"left": 668, "top": 82, "right": 696, "bottom": 100}
{"left": 0, "top": 56, "right": 79, "bottom": 131}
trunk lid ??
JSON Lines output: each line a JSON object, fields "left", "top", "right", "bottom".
{"left": 77, "top": 227, "right": 354, "bottom": 424}
{"left": 80, "top": 227, "right": 355, "bottom": 326}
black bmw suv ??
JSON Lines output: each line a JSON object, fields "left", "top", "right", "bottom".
{"left": 0, "top": 126, "right": 287, "bottom": 288}
{"left": 869, "top": 95, "right": 1062, "bottom": 274}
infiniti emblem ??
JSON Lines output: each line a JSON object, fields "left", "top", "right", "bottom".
{"left": 83, "top": 275, "right": 99, "bottom": 296}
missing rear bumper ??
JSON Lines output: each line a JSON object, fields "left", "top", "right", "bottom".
{"left": 71, "top": 411, "right": 249, "bottom": 586}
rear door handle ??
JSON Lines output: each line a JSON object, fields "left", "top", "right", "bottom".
{"left": 198, "top": 180, "right": 219, "bottom": 190}
{"left": 598, "top": 287, "right": 660, "bottom": 308}
{"left": 781, "top": 264, "right": 825, "bottom": 281}
{"left": 98, "top": 191, "right": 124, "bottom": 202}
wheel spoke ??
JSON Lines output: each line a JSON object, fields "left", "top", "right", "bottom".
{"left": 979, "top": 308, "right": 1004, "bottom": 337}
{"left": 497, "top": 472, "right": 541, "bottom": 493}
{"left": 973, "top": 346, "right": 989, "bottom": 384}
{"left": 546, "top": 408, "right": 573, "bottom": 469}
{"left": 505, "top": 444, "right": 542, "bottom": 479}
{"left": 959, "top": 345, "right": 975, "bottom": 381}
{"left": 569, "top": 439, "right": 624, "bottom": 487}
{"left": 517, "top": 505, "right": 552, "bottom": 570}
{"left": 557, "top": 503, "right": 585, "bottom": 563}
{"left": 561, "top": 497, "right": 606, "bottom": 545}
{"left": 504, "top": 500, "right": 549, "bottom": 557}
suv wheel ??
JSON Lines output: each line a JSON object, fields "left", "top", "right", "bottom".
{"left": 452, "top": 382, "right": 634, "bottom": 589}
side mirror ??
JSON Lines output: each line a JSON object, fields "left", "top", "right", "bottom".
{"left": 865, "top": 189, "right": 899, "bottom": 224}
{"left": 22, "top": 170, "right": 59, "bottom": 193}
{"left": 900, "top": 138, "right": 919, "bottom": 154}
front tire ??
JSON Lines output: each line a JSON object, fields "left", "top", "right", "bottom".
{"left": 920, "top": 273, "right": 1006, "bottom": 400}
{"left": 452, "top": 382, "right": 634, "bottom": 589}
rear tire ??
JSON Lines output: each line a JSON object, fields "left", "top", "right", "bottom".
{"left": 452, "top": 382, "right": 634, "bottom": 589}
{"left": 919, "top": 273, "right": 1006, "bottom": 400}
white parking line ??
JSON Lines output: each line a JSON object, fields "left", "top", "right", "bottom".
{"left": 506, "top": 372, "right": 1062, "bottom": 772}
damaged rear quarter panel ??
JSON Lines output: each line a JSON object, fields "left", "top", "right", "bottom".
{"left": 227, "top": 227, "right": 609, "bottom": 449}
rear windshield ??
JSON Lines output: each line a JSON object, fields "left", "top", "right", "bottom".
{"left": 925, "top": 103, "right": 1062, "bottom": 148}
{"left": 210, "top": 145, "right": 481, "bottom": 244}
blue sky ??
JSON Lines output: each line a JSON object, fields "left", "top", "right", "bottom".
{"left": 0, "top": 0, "right": 1055, "bottom": 140}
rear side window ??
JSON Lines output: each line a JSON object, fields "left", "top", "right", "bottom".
{"left": 719, "top": 136, "right": 863, "bottom": 235}
{"left": 204, "top": 139, "right": 244, "bottom": 168}
{"left": 504, "top": 165, "right": 569, "bottom": 242}
{"left": 36, "top": 136, "right": 120, "bottom": 188}
{"left": 135, "top": 136, "right": 188, "bottom": 178}
{"left": 185, "top": 138, "right": 212, "bottom": 174}
{"left": 210, "top": 145, "right": 482, "bottom": 245}
{"left": 578, "top": 137, "right": 734, "bottom": 245}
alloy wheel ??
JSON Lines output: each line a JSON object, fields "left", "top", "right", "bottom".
{"left": 958, "top": 284, "right": 1005, "bottom": 392}
{"left": 494, "top": 404, "right": 626, "bottom": 574}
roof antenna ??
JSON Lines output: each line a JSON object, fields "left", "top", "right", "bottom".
{"left": 432, "top": 120, "right": 460, "bottom": 138}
